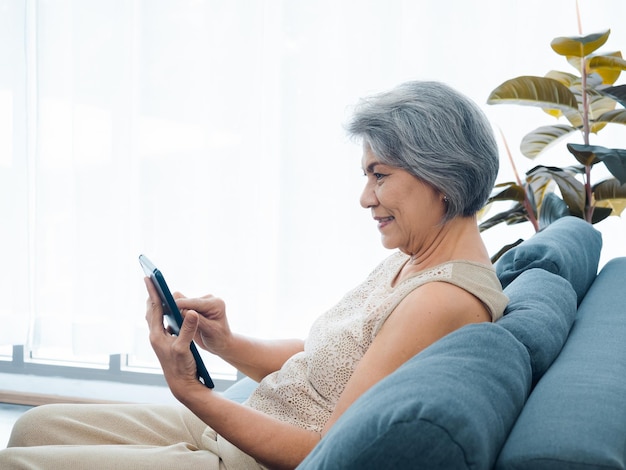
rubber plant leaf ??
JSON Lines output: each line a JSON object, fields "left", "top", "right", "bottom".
{"left": 600, "top": 84, "right": 626, "bottom": 107}
{"left": 587, "top": 52, "right": 626, "bottom": 85}
{"left": 487, "top": 76, "right": 580, "bottom": 114}
{"left": 489, "top": 238, "right": 525, "bottom": 264}
{"left": 542, "top": 71, "right": 579, "bottom": 118}
{"left": 568, "top": 144, "right": 626, "bottom": 184}
{"left": 595, "top": 109, "right": 626, "bottom": 126}
{"left": 603, "top": 153, "right": 626, "bottom": 185}
{"left": 479, "top": 183, "right": 526, "bottom": 226}
{"left": 478, "top": 203, "right": 527, "bottom": 232}
{"left": 550, "top": 30, "right": 610, "bottom": 58}
{"left": 568, "top": 51, "right": 625, "bottom": 84}
{"left": 566, "top": 143, "right": 602, "bottom": 166}
{"left": 589, "top": 94, "right": 617, "bottom": 133}
{"left": 527, "top": 165, "right": 585, "bottom": 217}
{"left": 545, "top": 70, "right": 578, "bottom": 87}
{"left": 591, "top": 206, "right": 614, "bottom": 223}
{"left": 593, "top": 178, "right": 626, "bottom": 216}
{"left": 538, "top": 192, "right": 570, "bottom": 229}
{"left": 520, "top": 124, "right": 578, "bottom": 159}
{"left": 487, "top": 182, "right": 526, "bottom": 202}
{"left": 524, "top": 165, "right": 556, "bottom": 205}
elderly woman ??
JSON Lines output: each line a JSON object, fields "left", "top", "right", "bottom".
{"left": 0, "top": 81, "right": 507, "bottom": 469}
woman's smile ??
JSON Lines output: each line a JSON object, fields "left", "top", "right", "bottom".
{"left": 375, "top": 216, "right": 395, "bottom": 230}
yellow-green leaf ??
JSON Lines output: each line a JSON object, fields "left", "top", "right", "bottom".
{"left": 550, "top": 30, "right": 610, "bottom": 58}
{"left": 567, "top": 51, "right": 624, "bottom": 82}
{"left": 520, "top": 124, "right": 578, "bottom": 159}
{"left": 562, "top": 108, "right": 584, "bottom": 128}
{"left": 595, "top": 199, "right": 626, "bottom": 216}
{"left": 590, "top": 95, "right": 616, "bottom": 118}
{"left": 588, "top": 52, "right": 626, "bottom": 84}
{"left": 524, "top": 169, "right": 555, "bottom": 215}
{"left": 589, "top": 95, "right": 617, "bottom": 132}
{"left": 593, "top": 178, "right": 626, "bottom": 216}
{"left": 487, "top": 182, "right": 526, "bottom": 202}
{"left": 541, "top": 71, "right": 580, "bottom": 119}
{"left": 545, "top": 70, "right": 578, "bottom": 87}
{"left": 487, "top": 76, "right": 580, "bottom": 114}
{"left": 594, "top": 178, "right": 626, "bottom": 198}
{"left": 596, "top": 109, "right": 626, "bottom": 125}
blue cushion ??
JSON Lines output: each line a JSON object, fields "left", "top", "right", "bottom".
{"left": 498, "top": 269, "right": 577, "bottom": 386}
{"left": 496, "top": 257, "right": 626, "bottom": 469}
{"left": 221, "top": 376, "right": 257, "bottom": 404}
{"left": 297, "top": 323, "right": 532, "bottom": 470}
{"left": 495, "top": 216, "right": 601, "bottom": 304}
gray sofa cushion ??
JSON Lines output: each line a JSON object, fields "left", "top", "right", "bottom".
{"left": 297, "top": 266, "right": 578, "bottom": 469}
{"left": 496, "top": 257, "right": 626, "bottom": 469}
{"left": 496, "top": 216, "right": 601, "bottom": 304}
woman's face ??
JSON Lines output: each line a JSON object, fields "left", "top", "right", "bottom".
{"left": 360, "top": 144, "right": 445, "bottom": 256}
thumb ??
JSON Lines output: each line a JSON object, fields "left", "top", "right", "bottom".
{"left": 173, "top": 291, "right": 187, "bottom": 300}
{"left": 179, "top": 310, "right": 199, "bottom": 342}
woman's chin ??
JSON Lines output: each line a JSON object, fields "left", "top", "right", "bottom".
{"left": 379, "top": 237, "right": 399, "bottom": 251}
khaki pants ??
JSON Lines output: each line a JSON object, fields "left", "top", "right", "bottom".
{"left": 0, "top": 403, "right": 264, "bottom": 470}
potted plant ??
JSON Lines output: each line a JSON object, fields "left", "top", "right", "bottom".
{"left": 480, "top": 26, "right": 626, "bottom": 259}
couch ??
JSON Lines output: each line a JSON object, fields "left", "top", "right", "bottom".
{"left": 223, "top": 216, "right": 626, "bottom": 469}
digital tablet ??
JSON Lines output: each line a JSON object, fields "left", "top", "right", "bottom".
{"left": 139, "top": 254, "right": 214, "bottom": 388}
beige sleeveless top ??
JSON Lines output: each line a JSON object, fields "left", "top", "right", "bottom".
{"left": 245, "top": 251, "right": 509, "bottom": 433}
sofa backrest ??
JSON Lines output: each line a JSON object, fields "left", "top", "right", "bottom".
{"left": 298, "top": 269, "right": 581, "bottom": 469}
{"left": 496, "top": 257, "right": 626, "bottom": 469}
{"left": 298, "top": 216, "right": 603, "bottom": 469}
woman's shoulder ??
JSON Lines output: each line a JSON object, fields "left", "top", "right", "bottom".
{"left": 393, "top": 259, "right": 507, "bottom": 321}
{"left": 440, "top": 260, "right": 508, "bottom": 321}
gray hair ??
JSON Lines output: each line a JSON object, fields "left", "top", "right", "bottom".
{"left": 347, "top": 81, "right": 499, "bottom": 221}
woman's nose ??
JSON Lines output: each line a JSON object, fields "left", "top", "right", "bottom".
{"left": 360, "top": 182, "right": 378, "bottom": 209}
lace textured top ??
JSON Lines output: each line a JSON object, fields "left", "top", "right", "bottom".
{"left": 245, "top": 251, "right": 509, "bottom": 433}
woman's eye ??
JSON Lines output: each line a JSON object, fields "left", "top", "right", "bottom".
{"left": 373, "top": 173, "right": 386, "bottom": 180}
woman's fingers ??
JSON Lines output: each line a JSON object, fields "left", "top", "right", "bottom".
{"left": 177, "top": 310, "right": 199, "bottom": 344}
{"left": 144, "top": 277, "right": 166, "bottom": 334}
{"left": 177, "top": 295, "right": 225, "bottom": 318}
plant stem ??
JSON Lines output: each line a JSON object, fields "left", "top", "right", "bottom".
{"left": 585, "top": 163, "right": 593, "bottom": 222}
{"left": 499, "top": 129, "right": 540, "bottom": 232}
{"left": 580, "top": 54, "right": 594, "bottom": 222}
{"left": 576, "top": 4, "right": 594, "bottom": 222}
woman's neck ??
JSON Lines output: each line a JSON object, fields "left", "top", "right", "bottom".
{"left": 404, "top": 216, "right": 490, "bottom": 272}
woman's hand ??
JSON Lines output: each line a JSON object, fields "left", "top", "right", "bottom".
{"left": 158, "top": 285, "right": 304, "bottom": 382}
{"left": 174, "top": 292, "right": 233, "bottom": 356}
{"left": 144, "top": 278, "right": 204, "bottom": 398}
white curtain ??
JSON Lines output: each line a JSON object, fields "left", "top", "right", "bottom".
{"left": 2, "top": 0, "right": 625, "bottom": 374}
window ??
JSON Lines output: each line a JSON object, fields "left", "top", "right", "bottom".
{"left": 1, "top": 0, "right": 625, "bottom": 383}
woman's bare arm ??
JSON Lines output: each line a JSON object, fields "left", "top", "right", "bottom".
{"left": 180, "top": 385, "right": 319, "bottom": 470}
{"left": 175, "top": 292, "right": 304, "bottom": 381}
{"left": 214, "top": 334, "right": 304, "bottom": 382}
{"left": 322, "top": 281, "right": 491, "bottom": 434}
